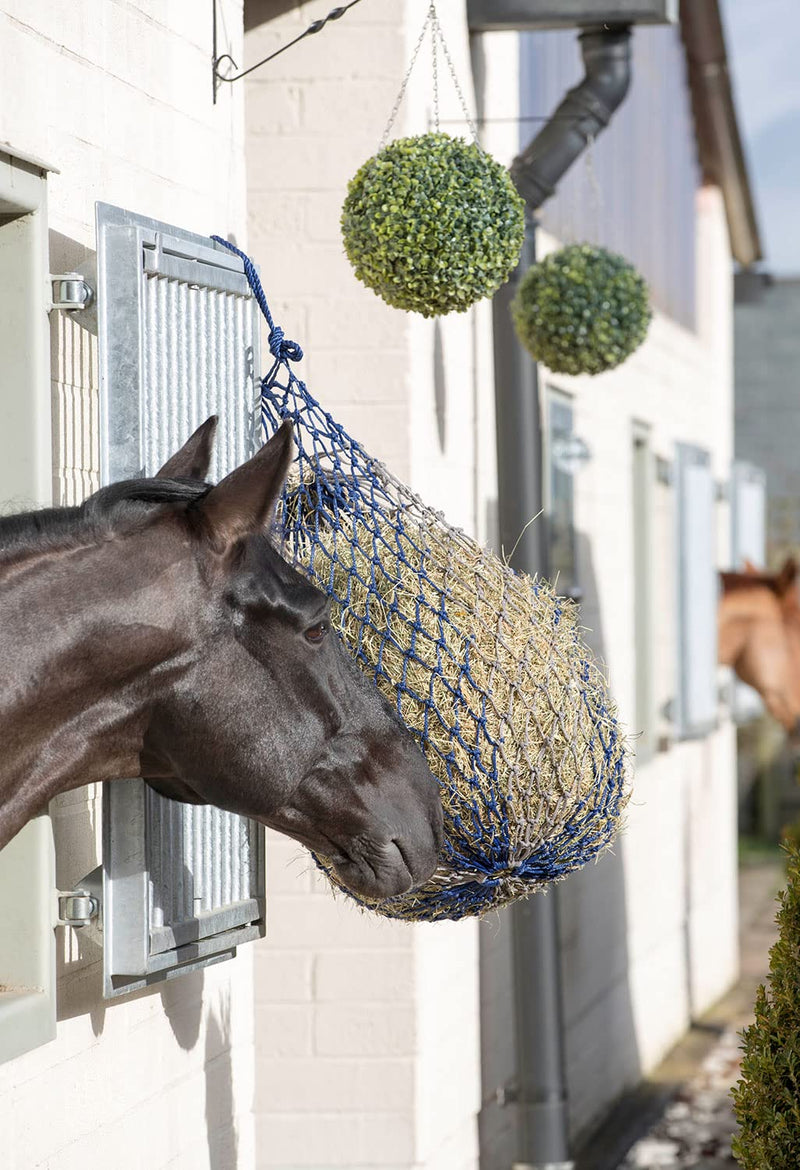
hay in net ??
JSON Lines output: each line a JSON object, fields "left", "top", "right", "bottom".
{"left": 212, "top": 237, "right": 631, "bottom": 923}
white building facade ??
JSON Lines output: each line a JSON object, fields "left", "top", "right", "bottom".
{"left": 0, "top": 1, "right": 753, "bottom": 1168}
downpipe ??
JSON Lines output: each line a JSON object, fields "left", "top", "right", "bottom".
{"left": 511, "top": 25, "right": 632, "bottom": 208}
{"left": 490, "top": 24, "right": 634, "bottom": 1170}
{"left": 494, "top": 221, "right": 573, "bottom": 1170}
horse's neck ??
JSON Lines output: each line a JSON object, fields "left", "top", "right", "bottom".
{"left": 718, "top": 590, "right": 765, "bottom": 667}
{"left": 718, "top": 602, "right": 747, "bottom": 667}
{"left": 0, "top": 532, "right": 193, "bottom": 847}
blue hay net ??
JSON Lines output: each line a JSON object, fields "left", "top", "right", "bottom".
{"left": 212, "top": 236, "right": 629, "bottom": 922}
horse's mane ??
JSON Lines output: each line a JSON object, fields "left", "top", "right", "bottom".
{"left": 720, "top": 570, "right": 781, "bottom": 596}
{"left": 0, "top": 477, "right": 212, "bottom": 558}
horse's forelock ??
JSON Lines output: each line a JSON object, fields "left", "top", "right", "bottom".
{"left": 84, "top": 476, "right": 211, "bottom": 517}
{"left": 0, "top": 476, "right": 212, "bottom": 559}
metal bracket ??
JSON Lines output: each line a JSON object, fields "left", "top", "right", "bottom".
{"left": 495, "top": 1079, "right": 520, "bottom": 1107}
{"left": 56, "top": 865, "right": 103, "bottom": 928}
{"left": 50, "top": 272, "right": 94, "bottom": 312}
{"left": 655, "top": 455, "right": 674, "bottom": 486}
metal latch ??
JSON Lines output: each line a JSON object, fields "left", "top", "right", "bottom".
{"left": 50, "top": 273, "right": 94, "bottom": 312}
{"left": 57, "top": 891, "right": 99, "bottom": 927}
{"left": 56, "top": 865, "right": 102, "bottom": 927}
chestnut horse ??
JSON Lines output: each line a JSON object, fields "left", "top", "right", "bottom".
{"left": 0, "top": 419, "right": 442, "bottom": 899}
{"left": 719, "top": 556, "right": 800, "bottom": 736}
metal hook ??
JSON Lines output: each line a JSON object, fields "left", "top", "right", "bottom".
{"left": 212, "top": 0, "right": 364, "bottom": 103}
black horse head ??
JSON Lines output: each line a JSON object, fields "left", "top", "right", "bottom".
{"left": 0, "top": 419, "right": 442, "bottom": 899}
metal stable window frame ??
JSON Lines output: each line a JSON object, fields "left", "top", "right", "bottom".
{"left": 95, "top": 202, "right": 266, "bottom": 998}
{"left": 674, "top": 441, "right": 719, "bottom": 740}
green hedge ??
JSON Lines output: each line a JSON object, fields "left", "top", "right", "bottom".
{"left": 511, "top": 243, "right": 652, "bottom": 376}
{"left": 732, "top": 846, "right": 800, "bottom": 1168}
{"left": 341, "top": 133, "right": 525, "bottom": 318}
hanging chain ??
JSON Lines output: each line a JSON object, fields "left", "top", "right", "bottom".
{"left": 584, "top": 132, "right": 604, "bottom": 242}
{"left": 428, "top": 4, "right": 480, "bottom": 143}
{"left": 380, "top": 6, "right": 435, "bottom": 148}
{"left": 380, "top": 1, "right": 480, "bottom": 149}
{"left": 431, "top": 5, "right": 440, "bottom": 133}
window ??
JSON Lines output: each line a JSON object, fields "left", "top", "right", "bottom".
{"left": 0, "top": 147, "right": 57, "bottom": 1062}
{"left": 95, "top": 203, "right": 266, "bottom": 997}
{"left": 544, "top": 389, "right": 579, "bottom": 597}
{"left": 674, "top": 442, "right": 718, "bottom": 739}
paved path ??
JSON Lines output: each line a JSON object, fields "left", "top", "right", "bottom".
{"left": 616, "top": 860, "right": 782, "bottom": 1170}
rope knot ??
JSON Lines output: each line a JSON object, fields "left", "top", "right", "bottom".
{"left": 269, "top": 326, "right": 303, "bottom": 363}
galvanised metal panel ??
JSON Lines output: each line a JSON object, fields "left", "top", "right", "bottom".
{"left": 96, "top": 202, "right": 265, "bottom": 997}
{"left": 519, "top": 24, "right": 698, "bottom": 329}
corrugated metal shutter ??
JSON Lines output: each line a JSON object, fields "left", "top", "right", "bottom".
{"left": 96, "top": 202, "right": 265, "bottom": 998}
{"left": 730, "top": 461, "right": 767, "bottom": 724}
{"left": 675, "top": 442, "right": 718, "bottom": 739}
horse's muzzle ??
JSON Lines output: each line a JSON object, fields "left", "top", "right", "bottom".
{"left": 332, "top": 825, "right": 441, "bottom": 900}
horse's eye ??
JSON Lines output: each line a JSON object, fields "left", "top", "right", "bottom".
{"left": 304, "top": 621, "right": 329, "bottom": 645}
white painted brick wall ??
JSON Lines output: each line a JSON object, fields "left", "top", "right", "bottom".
{"left": 538, "top": 187, "right": 739, "bottom": 1140}
{"left": 0, "top": 5, "right": 735, "bottom": 1166}
{"left": 246, "top": 2, "right": 480, "bottom": 1167}
{"left": 0, "top": 4, "right": 256, "bottom": 1169}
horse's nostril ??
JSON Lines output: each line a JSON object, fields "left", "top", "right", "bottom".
{"left": 392, "top": 837, "right": 414, "bottom": 879}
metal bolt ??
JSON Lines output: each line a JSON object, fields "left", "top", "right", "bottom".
{"left": 57, "top": 891, "right": 99, "bottom": 927}
{"left": 51, "top": 274, "right": 94, "bottom": 312}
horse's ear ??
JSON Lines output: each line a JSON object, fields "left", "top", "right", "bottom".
{"left": 777, "top": 556, "right": 799, "bottom": 596}
{"left": 156, "top": 417, "right": 218, "bottom": 481}
{"left": 197, "top": 421, "right": 294, "bottom": 551}
{"left": 743, "top": 558, "right": 759, "bottom": 575}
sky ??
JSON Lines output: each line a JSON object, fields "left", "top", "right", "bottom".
{"left": 722, "top": 0, "right": 800, "bottom": 274}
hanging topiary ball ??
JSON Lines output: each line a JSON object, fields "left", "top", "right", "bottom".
{"left": 341, "top": 132, "right": 525, "bottom": 318}
{"left": 511, "top": 243, "right": 652, "bottom": 376}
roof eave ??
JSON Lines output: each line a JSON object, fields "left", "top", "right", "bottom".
{"left": 680, "top": 0, "right": 762, "bottom": 267}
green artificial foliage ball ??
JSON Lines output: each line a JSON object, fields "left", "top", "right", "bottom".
{"left": 341, "top": 132, "right": 525, "bottom": 318}
{"left": 511, "top": 243, "right": 652, "bottom": 376}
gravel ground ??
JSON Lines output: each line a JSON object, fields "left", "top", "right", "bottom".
{"left": 618, "top": 1025, "right": 742, "bottom": 1169}
{"left": 608, "top": 859, "right": 783, "bottom": 1170}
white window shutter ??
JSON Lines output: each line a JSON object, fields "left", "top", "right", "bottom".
{"left": 730, "top": 461, "right": 767, "bottom": 723}
{"left": 675, "top": 442, "right": 718, "bottom": 739}
{"left": 96, "top": 203, "right": 265, "bottom": 997}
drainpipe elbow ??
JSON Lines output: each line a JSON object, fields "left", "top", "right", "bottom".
{"left": 510, "top": 25, "right": 632, "bottom": 210}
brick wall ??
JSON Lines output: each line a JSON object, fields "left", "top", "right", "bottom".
{"left": 245, "top": 2, "right": 482, "bottom": 1167}
{"left": 734, "top": 278, "right": 800, "bottom": 567}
